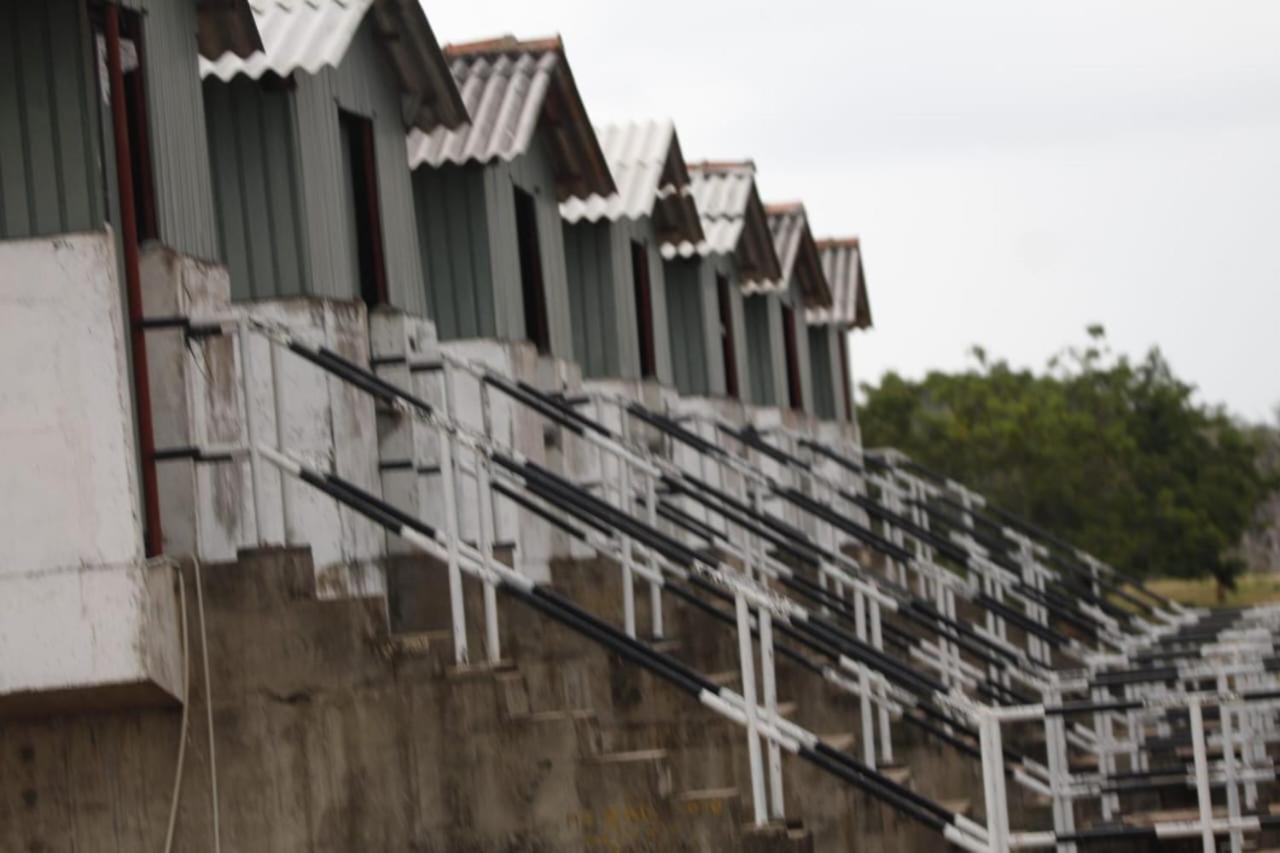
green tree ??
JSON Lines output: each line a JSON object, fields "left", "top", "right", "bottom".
{"left": 859, "top": 328, "right": 1276, "bottom": 592}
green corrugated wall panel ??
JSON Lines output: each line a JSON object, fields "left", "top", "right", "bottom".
{"left": 662, "top": 257, "right": 709, "bottom": 395}
{"left": 0, "top": 0, "right": 104, "bottom": 239}
{"left": 212, "top": 16, "right": 426, "bottom": 309}
{"left": 808, "top": 325, "right": 837, "bottom": 420}
{"left": 728, "top": 274, "right": 750, "bottom": 403}
{"left": 605, "top": 220, "right": 637, "bottom": 379}
{"left": 642, "top": 225, "right": 675, "bottom": 386}
{"left": 414, "top": 164, "right": 496, "bottom": 340}
{"left": 563, "top": 219, "right": 619, "bottom": 378}
{"left": 744, "top": 295, "right": 777, "bottom": 406}
{"left": 141, "top": 0, "right": 220, "bottom": 260}
{"left": 204, "top": 78, "right": 308, "bottom": 300}
{"left": 564, "top": 216, "right": 674, "bottom": 385}
{"left": 792, "top": 304, "right": 814, "bottom": 412}
{"left": 482, "top": 162, "right": 521, "bottom": 342}
{"left": 511, "top": 138, "right": 574, "bottom": 360}
{"left": 438, "top": 135, "right": 574, "bottom": 359}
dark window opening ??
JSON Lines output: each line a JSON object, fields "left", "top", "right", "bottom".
{"left": 716, "top": 274, "right": 739, "bottom": 399}
{"left": 513, "top": 187, "right": 551, "bottom": 353}
{"left": 781, "top": 305, "right": 803, "bottom": 411}
{"left": 838, "top": 332, "right": 854, "bottom": 422}
{"left": 631, "top": 240, "right": 656, "bottom": 378}
{"left": 339, "top": 111, "right": 387, "bottom": 307}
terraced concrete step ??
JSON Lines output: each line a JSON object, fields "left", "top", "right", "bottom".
{"left": 880, "top": 764, "right": 912, "bottom": 788}
{"left": 821, "top": 732, "right": 855, "bottom": 752}
{"left": 1123, "top": 805, "right": 1227, "bottom": 826}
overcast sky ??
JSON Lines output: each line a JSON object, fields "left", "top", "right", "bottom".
{"left": 425, "top": 1, "right": 1280, "bottom": 422}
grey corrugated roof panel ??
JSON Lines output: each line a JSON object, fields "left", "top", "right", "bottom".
{"left": 808, "top": 238, "right": 872, "bottom": 329}
{"left": 661, "top": 161, "right": 782, "bottom": 287}
{"left": 766, "top": 202, "right": 832, "bottom": 309}
{"left": 199, "top": 0, "right": 467, "bottom": 132}
{"left": 560, "top": 119, "right": 703, "bottom": 244}
{"left": 406, "top": 35, "right": 615, "bottom": 202}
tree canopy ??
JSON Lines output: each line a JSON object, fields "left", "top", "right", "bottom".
{"left": 858, "top": 328, "right": 1276, "bottom": 589}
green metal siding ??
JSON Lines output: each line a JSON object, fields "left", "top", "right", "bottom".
{"left": 292, "top": 17, "right": 427, "bottom": 311}
{"left": 663, "top": 253, "right": 748, "bottom": 399}
{"left": 563, "top": 220, "right": 621, "bottom": 378}
{"left": 207, "top": 17, "right": 427, "bottom": 310}
{"left": 563, "top": 216, "right": 673, "bottom": 384}
{"left": 808, "top": 325, "right": 837, "bottom": 420}
{"left": 790, "top": 303, "right": 814, "bottom": 412}
{"left": 204, "top": 78, "right": 308, "bottom": 300}
{"left": 0, "top": 0, "right": 103, "bottom": 239}
{"left": 663, "top": 257, "right": 709, "bottom": 395}
{"left": 414, "top": 132, "right": 574, "bottom": 360}
{"left": 630, "top": 218, "right": 675, "bottom": 386}
{"left": 138, "top": 0, "right": 220, "bottom": 260}
{"left": 744, "top": 295, "right": 779, "bottom": 407}
{"left": 413, "top": 164, "right": 494, "bottom": 339}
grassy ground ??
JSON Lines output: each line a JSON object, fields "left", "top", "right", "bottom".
{"left": 1144, "top": 573, "right": 1280, "bottom": 608}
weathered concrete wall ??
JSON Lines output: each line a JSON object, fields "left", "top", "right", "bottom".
{"left": 140, "top": 248, "right": 388, "bottom": 596}
{"left": 0, "top": 231, "right": 181, "bottom": 709}
{"left": 0, "top": 547, "right": 810, "bottom": 852}
{"left": 0, "top": 232, "right": 142, "bottom": 576}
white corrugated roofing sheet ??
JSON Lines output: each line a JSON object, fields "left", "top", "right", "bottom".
{"left": 198, "top": 0, "right": 466, "bottom": 131}
{"left": 558, "top": 120, "right": 702, "bottom": 243}
{"left": 661, "top": 165, "right": 754, "bottom": 256}
{"left": 199, "top": 0, "right": 373, "bottom": 81}
{"left": 764, "top": 203, "right": 830, "bottom": 307}
{"left": 408, "top": 51, "right": 555, "bottom": 167}
{"left": 808, "top": 239, "right": 872, "bottom": 328}
{"left": 405, "top": 37, "right": 614, "bottom": 200}
{"left": 560, "top": 120, "right": 672, "bottom": 221}
{"left": 659, "top": 161, "right": 782, "bottom": 289}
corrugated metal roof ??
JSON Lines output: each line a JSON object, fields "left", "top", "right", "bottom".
{"left": 406, "top": 35, "right": 615, "bottom": 202}
{"left": 808, "top": 237, "right": 872, "bottom": 329}
{"left": 200, "top": 0, "right": 375, "bottom": 80}
{"left": 559, "top": 119, "right": 702, "bottom": 244}
{"left": 199, "top": 0, "right": 467, "bottom": 132}
{"left": 765, "top": 202, "right": 831, "bottom": 308}
{"left": 660, "top": 161, "right": 782, "bottom": 290}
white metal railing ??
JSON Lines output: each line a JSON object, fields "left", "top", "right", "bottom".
{"left": 153, "top": 312, "right": 1280, "bottom": 852}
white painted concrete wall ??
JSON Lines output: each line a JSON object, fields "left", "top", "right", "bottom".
{"left": 0, "top": 232, "right": 142, "bottom": 573}
{"left": 0, "top": 231, "right": 181, "bottom": 704}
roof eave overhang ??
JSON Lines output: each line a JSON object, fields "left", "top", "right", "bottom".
{"left": 369, "top": 0, "right": 468, "bottom": 132}
{"left": 196, "top": 0, "right": 263, "bottom": 59}
{"left": 541, "top": 49, "right": 616, "bottom": 201}
{"left": 734, "top": 188, "right": 783, "bottom": 288}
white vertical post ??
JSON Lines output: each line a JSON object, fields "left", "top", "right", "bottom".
{"left": 855, "top": 589, "right": 877, "bottom": 768}
{"left": 268, "top": 332, "right": 292, "bottom": 536}
{"left": 1044, "top": 691, "right": 1077, "bottom": 852}
{"left": 760, "top": 609, "right": 785, "bottom": 820}
{"left": 476, "top": 455, "right": 500, "bottom": 664}
{"left": 870, "top": 598, "right": 894, "bottom": 764}
{"left": 645, "top": 472, "right": 663, "bottom": 639}
{"left": 619, "top": 456, "right": 637, "bottom": 638}
{"left": 237, "top": 320, "right": 265, "bottom": 544}
{"left": 979, "top": 712, "right": 1010, "bottom": 853}
{"left": 438, "top": 362, "right": 468, "bottom": 665}
{"left": 1218, "top": 672, "right": 1243, "bottom": 853}
{"left": 1188, "top": 698, "right": 1215, "bottom": 853}
{"left": 736, "top": 592, "right": 768, "bottom": 826}
{"left": 477, "top": 380, "right": 500, "bottom": 664}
